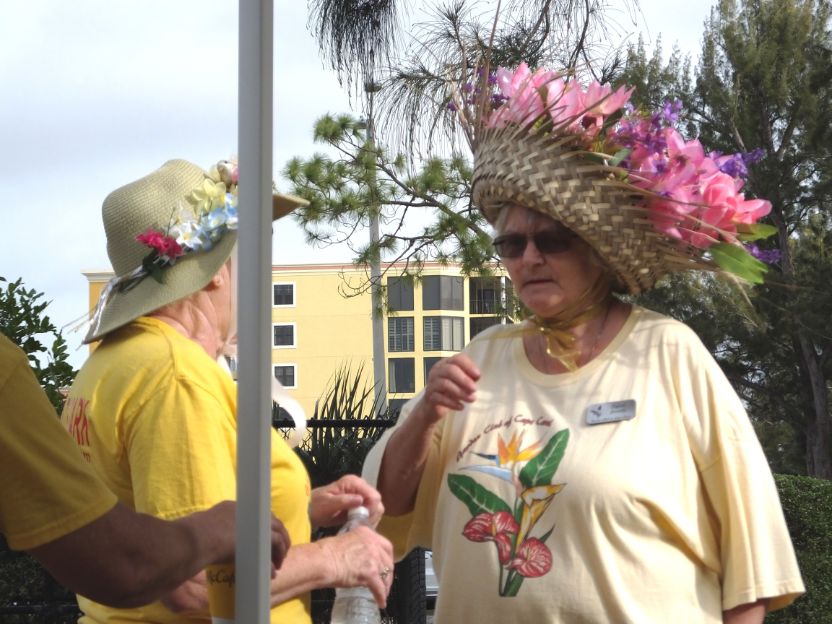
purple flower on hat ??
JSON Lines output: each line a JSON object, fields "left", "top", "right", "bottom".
{"left": 745, "top": 243, "right": 781, "bottom": 265}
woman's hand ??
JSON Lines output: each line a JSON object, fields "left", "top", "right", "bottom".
{"left": 723, "top": 600, "right": 766, "bottom": 624}
{"left": 309, "top": 474, "right": 384, "bottom": 528}
{"left": 417, "top": 353, "right": 481, "bottom": 426}
{"left": 317, "top": 526, "right": 395, "bottom": 607}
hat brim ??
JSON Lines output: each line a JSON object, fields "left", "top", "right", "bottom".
{"left": 86, "top": 193, "right": 308, "bottom": 344}
{"left": 472, "top": 130, "right": 696, "bottom": 294}
{"left": 273, "top": 193, "right": 308, "bottom": 220}
{"left": 84, "top": 232, "right": 238, "bottom": 344}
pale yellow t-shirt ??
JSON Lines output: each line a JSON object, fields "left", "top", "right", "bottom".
{"left": 62, "top": 317, "right": 312, "bottom": 623}
{"left": 0, "top": 334, "right": 117, "bottom": 550}
{"left": 363, "top": 306, "right": 804, "bottom": 623}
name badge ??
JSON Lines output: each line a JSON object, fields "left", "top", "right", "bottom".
{"left": 585, "top": 400, "right": 636, "bottom": 425}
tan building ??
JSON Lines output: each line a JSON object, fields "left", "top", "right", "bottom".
{"left": 85, "top": 262, "right": 512, "bottom": 418}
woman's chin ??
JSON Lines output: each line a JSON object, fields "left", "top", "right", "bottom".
{"left": 523, "top": 298, "right": 569, "bottom": 318}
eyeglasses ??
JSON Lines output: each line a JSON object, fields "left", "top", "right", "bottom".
{"left": 492, "top": 230, "right": 577, "bottom": 258}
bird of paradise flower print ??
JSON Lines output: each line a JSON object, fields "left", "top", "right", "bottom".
{"left": 448, "top": 427, "right": 569, "bottom": 596}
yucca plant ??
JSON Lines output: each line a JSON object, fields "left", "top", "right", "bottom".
{"left": 274, "top": 362, "right": 394, "bottom": 489}
{"left": 273, "top": 363, "right": 400, "bottom": 622}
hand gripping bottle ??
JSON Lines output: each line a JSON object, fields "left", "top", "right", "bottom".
{"left": 329, "top": 506, "right": 382, "bottom": 624}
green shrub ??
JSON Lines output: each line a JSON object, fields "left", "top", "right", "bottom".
{"left": 0, "top": 537, "right": 78, "bottom": 623}
{"left": 766, "top": 474, "right": 832, "bottom": 622}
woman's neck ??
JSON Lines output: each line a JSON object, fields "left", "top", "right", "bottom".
{"left": 524, "top": 299, "right": 629, "bottom": 374}
{"left": 150, "top": 294, "right": 223, "bottom": 359}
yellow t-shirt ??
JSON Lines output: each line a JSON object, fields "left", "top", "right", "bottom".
{"left": 363, "top": 307, "right": 804, "bottom": 623}
{"left": 62, "top": 317, "right": 312, "bottom": 623}
{"left": 0, "top": 333, "right": 117, "bottom": 550}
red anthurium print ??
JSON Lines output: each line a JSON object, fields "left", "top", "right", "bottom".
{"left": 463, "top": 511, "right": 518, "bottom": 564}
{"left": 508, "top": 538, "right": 552, "bottom": 578}
{"left": 463, "top": 511, "right": 518, "bottom": 542}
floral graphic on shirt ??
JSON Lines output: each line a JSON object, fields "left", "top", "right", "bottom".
{"left": 448, "top": 428, "right": 569, "bottom": 596}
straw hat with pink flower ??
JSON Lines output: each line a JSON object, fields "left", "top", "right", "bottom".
{"left": 85, "top": 158, "right": 307, "bottom": 343}
{"left": 453, "top": 62, "right": 775, "bottom": 294}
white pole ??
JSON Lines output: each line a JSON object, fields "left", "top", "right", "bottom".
{"left": 236, "top": 0, "right": 273, "bottom": 622}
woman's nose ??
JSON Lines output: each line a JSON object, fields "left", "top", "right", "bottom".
{"left": 521, "top": 236, "right": 545, "bottom": 264}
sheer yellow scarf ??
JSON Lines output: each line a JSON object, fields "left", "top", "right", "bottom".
{"left": 525, "top": 276, "right": 612, "bottom": 372}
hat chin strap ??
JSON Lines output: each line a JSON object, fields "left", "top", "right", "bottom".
{"left": 526, "top": 274, "right": 612, "bottom": 372}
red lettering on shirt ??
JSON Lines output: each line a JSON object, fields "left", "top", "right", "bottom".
{"left": 61, "top": 397, "right": 91, "bottom": 447}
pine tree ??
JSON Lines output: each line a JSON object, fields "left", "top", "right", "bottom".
{"left": 621, "top": 0, "right": 832, "bottom": 478}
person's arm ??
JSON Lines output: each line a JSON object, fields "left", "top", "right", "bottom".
{"left": 309, "top": 474, "right": 385, "bottom": 528}
{"left": 377, "top": 353, "right": 480, "bottom": 516}
{"left": 29, "top": 500, "right": 289, "bottom": 609}
{"left": 268, "top": 525, "right": 394, "bottom": 608}
{"left": 154, "top": 516, "right": 397, "bottom": 612}
{"left": 723, "top": 599, "right": 767, "bottom": 624}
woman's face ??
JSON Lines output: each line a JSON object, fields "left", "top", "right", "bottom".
{"left": 496, "top": 205, "right": 606, "bottom": 318}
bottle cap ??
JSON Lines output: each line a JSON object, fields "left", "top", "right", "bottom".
{"left": 347, "top": 505, "right": 370, "bottom": 521}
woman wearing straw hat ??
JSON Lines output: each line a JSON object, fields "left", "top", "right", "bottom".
{"left": 64, "top": 159, "right": 393, "bottom": 623}
{"left": 0, "top": 331, "right": 289, "bottom": 608}
{"left": 362, "top": 64, "right": 804, "bottom": 623}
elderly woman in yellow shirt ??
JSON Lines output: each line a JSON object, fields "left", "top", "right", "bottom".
{"left": 363, "top": 63, "right": 804, "bottom": 624}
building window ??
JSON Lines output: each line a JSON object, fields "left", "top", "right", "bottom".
{"left": 388, "top": 358, "right": 415, "bottom": 393}
{"left": 422, "top": 275, "right": 464, "bottom": 310}
{"left": 387, "top": 277, "right": 414, "bottom": 311}
{"left": 469, "top": 277, "right": 501, "bottom": 314}
{"left": 273, "top": 283, "right": 295, "bottom": 307}
{"left": 273, "top": 323, "right": 296, "bottom": 348}
{"left": 423, "top": 316, "right": 464, "bottom": 351}
{"left": 273, "top": 364, "right": 296, "bottom": 388}
{"left": 388, "top": 317, "right": 414, "bottom": 352}
{"left": 504, "top": 278, "right": 516, "bottom": 316}
{"left": 423, "top": 356, "right": 441, "bottom": 382}
{"left": 470, "top": 316, "right": 502, "bottom": 338}
{"left": 388, "top": 398, "right": 409, "bottom": 419}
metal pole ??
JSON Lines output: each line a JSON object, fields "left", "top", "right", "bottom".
{"left": 236, "top": 0, "right": 273, "bottom": 622}
{"left": 366, "top": 82, "right": 388, "bottom": 413}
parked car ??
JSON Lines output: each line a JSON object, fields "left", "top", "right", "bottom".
{"left": 425, "top": 549, "right": 438, "bottom": 608}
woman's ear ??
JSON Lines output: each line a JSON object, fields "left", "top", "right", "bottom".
{"left": 207, "top": 266, "right": 227, "bottom": 290}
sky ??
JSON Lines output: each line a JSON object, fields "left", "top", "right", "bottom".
{"left": 1, "top": 0, "right": 712, "bottom": 367}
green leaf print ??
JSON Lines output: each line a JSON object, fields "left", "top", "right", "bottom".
{"left": 503, "top": 570, "right": 525, "bottom": 597}
{"left": 518, "top": 429, "right": 570, "bottom": 488}
{"left": 447, "top": 474, "right": 512, "bottom": 517}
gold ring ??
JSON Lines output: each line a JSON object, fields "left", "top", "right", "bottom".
{"left": 380, "top": 567, "right": 391, "bottom": 580}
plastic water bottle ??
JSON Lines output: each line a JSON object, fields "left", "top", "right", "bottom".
{"left": 330, "top": 506, "right": 382, "bottom": 624}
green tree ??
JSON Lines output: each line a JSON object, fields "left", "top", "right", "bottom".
{"left": 290, "top": 1, "right": 640, "bottom": 291}
{"left": 284, "top": 113, "right": 496, "bottom": 298}
{"left": 0, "top": 277, "right": 76, "bottom": 411}
{"left": 0, "top": 277, "right": 80, "bottom": 621}
{"left": 620, "top": 0, "right": 832, "bottom": 478}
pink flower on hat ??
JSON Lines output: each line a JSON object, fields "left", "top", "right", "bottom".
{"left": 490, "top": 63, "right": 558, "bottom": 128}
{"left": 136, "top": 229, "right": 184, "bottom": 260}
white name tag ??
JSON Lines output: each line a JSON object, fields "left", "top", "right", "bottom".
{"left": 585, "top": 400, "right": 636, "bottom": 425}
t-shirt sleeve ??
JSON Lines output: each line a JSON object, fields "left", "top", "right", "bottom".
{"left": 362, "top": 393, "right": 443, "bottom": 561}
{"left": 121, "top": 374, "right": 237, "bottom": 520}
{"left": 676, "top": 329, "right": 805, "bottom": 612}
{"left": 0, "top": 344, "right": 117, "bottom": 551}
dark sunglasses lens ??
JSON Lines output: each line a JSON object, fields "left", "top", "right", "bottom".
{"left": 493, "top": 231, "right": 575, "bottom": 257}
{"left": 493, "top": 235, "right": 526, "bottom": 258}
{"left": 534, "top": 232, "right": 574, "bottom": 254}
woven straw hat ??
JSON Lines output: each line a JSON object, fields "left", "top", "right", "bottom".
{"left": 85, "top": 159, "right": 307, "bottom": 343}
{"left": 472, "top": 129, "right": 702, "bottom": 294}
